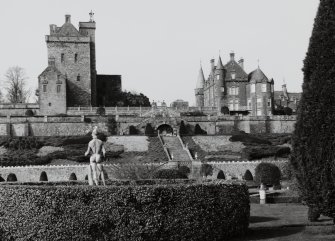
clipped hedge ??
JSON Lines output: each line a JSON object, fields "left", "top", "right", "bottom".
{"left": 152, "top": 168, "right": 188, "bottom": 179}
{"left": 0, "top": 182, "right": 249, "bottom": 241}
{"left": 254, "top": 162, "right": 281, "bottom": 186}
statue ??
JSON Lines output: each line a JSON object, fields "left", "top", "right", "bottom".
{"left": 85, "top": 126, "right": 106, "bottom": 185}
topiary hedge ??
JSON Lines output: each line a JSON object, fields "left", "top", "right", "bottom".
{"left": 0, "top": 182, "right": 249, "bottom": 241}
{"left": 152, "top": 168, "right": 188, "bottom": 179}
{"left": 254, "top": 162, "right": 281, "bottom": 186}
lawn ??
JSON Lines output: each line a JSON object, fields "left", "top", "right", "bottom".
{"left": 232, "top": 204, "right": 335, "bottom": 241}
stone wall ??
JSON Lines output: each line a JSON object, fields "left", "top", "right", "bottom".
{"left": 0, "top": 163, "right": 166, "bottom": 182}
{"left": 206, "top": 159, "right": 289, "bottom": 180}
{"left": 0, "top": 115, "right": 296, "bottom": 136}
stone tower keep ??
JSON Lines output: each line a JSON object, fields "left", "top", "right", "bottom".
{"left": 195, "top": 66, "right": 205, "bottom": 107}
{"left": 79, "top": 13, "right": 97, "bottom": 106}
{"left": 46, "top": 14, "right": 93, "bottom": 107}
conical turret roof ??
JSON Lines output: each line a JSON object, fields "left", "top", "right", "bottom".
{"left": 196, "top": 66, "right": 205, "bottom": 88}
{"left": 248, "top": 67, "right": 269, "bottom": 83}
{"left": 216, "top": 56, "right": 224, "bottom": 70}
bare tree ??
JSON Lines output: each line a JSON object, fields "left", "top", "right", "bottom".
{"left": 4, "top": 66, "right": 30, "bottom": 103}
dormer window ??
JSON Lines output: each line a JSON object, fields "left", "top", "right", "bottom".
{"left": 61, "top": 53, "right": 65, "bottom": 63}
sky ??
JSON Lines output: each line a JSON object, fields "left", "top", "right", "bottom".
{"left": 0, "top": 0, "right": 319, "bottom": 106}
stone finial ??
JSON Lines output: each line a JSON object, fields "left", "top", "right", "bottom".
{"left": 89, "top": 10, "right": 95, "bottom": 22}
{"left": 65, "top": 14, "right": 71, "bottom": 23}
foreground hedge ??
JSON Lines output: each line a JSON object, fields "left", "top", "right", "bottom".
{"left": 0, "top": 182, "right": 249, "bottom": 241}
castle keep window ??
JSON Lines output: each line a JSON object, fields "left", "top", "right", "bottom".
{"left": 43, "top": 85, "right": 47, "bottom": 92}
{"left": 216, "top": 75, "right": 220, "bottom": 80}
{"left": 61, "top": 53, "right": 65, "bottom": 63}
{"left": 229, "top": 86, "right": 239, "bottom": 95}
{"left": 75, "top": 53, "right": 78, "bottom": 63}
{"left": 262, "top": 83, "right": 267, "bottom": 92}
{"left": 267, "top": 99, "right": 271, "bottom": 107}
{"left": 57, "top": 85, "right": 61, "bottom": 93}
{"left": 77, "top": 74, "right": 81, "bottom": 81}
{"left": 257, "top": 97, "right": 262, "bottom": 107}
{"left": 251, "top": 84, "right": 255, "bottom": 93}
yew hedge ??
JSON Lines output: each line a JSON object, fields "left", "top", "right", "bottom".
{"left": 0, "top": 182, "right": 249, "bottom": 241}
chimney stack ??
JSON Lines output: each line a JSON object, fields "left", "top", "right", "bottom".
{"left": 65, "top": 14, "right": 71, "bottom": 23}
{"left": 230, "top": 52, "right": 235, "bottom": 61}
{"left": 238, "top": 58, "right": 244, "bottom": 70}
{"left": 49, "top": 24, "right": 57, "bottom": 34}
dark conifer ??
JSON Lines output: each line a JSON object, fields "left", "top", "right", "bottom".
{"left": 291, "top": 0, "right": 335, "bottom": 219}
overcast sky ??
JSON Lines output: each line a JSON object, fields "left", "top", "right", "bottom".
{"left": 0, "top": 0, "right": 319, "bottom": 106}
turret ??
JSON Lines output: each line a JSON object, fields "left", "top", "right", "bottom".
{"left": 214, "top": 56, "right": 226, "bottom": 113}
{"left": 195, "top": 66, "right": 205, "bottom": 107}
{"left": 79, "top": 11, "right": 97, "bottom": 106}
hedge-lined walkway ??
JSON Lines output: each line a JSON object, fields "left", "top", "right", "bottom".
{"left": 233, "top": 204, "right": 335, "bottom": 241}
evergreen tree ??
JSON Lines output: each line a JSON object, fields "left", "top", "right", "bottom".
{"left": 179, "top": 121, "right": 187, "bottom": 136}
{"left": 291, "top": 0, "right": 335, "bottom": 221}
{"left": 144, "top": 123, "right": 154, "bottom": 136}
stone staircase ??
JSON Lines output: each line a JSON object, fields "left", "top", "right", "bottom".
{"left": 161, "top": 136, "right": 192, "bottom": 162}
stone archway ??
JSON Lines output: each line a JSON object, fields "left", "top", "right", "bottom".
{"left": 157, "top": 124, "right": 173, "bottom": 136}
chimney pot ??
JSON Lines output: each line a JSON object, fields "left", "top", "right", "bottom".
{"left": 238, "top": 58, "right": 244, "bottom": 70}
{"left": 65, "top": 14, "right": 71, "bottom": 23}
{"left": 230, "top": 52, "right": 235, "bottom": 61}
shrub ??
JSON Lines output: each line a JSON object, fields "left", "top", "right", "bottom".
{"left": 107, "top": 116, "right": 117, "bottom": 135}
{"left": 243, "top": 170, "right": 253, "bottom": 181}
{"left": 152, "top": 169, "right": 188, "bottom": 179}
{"left": 178, "top": 165, "right": 190, "bottom": 177}
{"left": 254, "top": 162, "right": 281, "bottom": 186}
{"left": 144, "top": 123, "right": 155, "bottom": 136}
{"left": 283, "top": 107, "right": 293, "bottom": 115}
{"left": 2, "top": 137, "right": 43, "bottom": 150}
{"left": 242, "top": 145, "right": 291, "bottom": 160}
{"left": 221, "top": 106, "right": 230, "bottom": 115}
{"left": 179, "top": 120, "right": 187, "bottom": 136}
{"left": 84, "top": 117, "right": 92, "bottom": 123}
{"left": 0, "top": 182, "right": 249, "bottom": 240}
{"left": 25, "top": 109, "right": 34, "bottom": 117}
{"left": 129, "top": 125, "right": 139, "bottom": 135}
{"left": 194, "top": 124, "right": 207, "bottom": 135}
{"left": 230, "top": 133, "right": 272, "bottom": 145}
{"left": 308, "top": 207, "right": 321, "bottom": 222}
{"left": 180, "top": 111, "right": 206, "bottom": 116}
{"left": 96, "top": 106, "right": 106, "bottom": 116}
{"left": 200, "top": 163, "right": 213, "bottom": 178}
